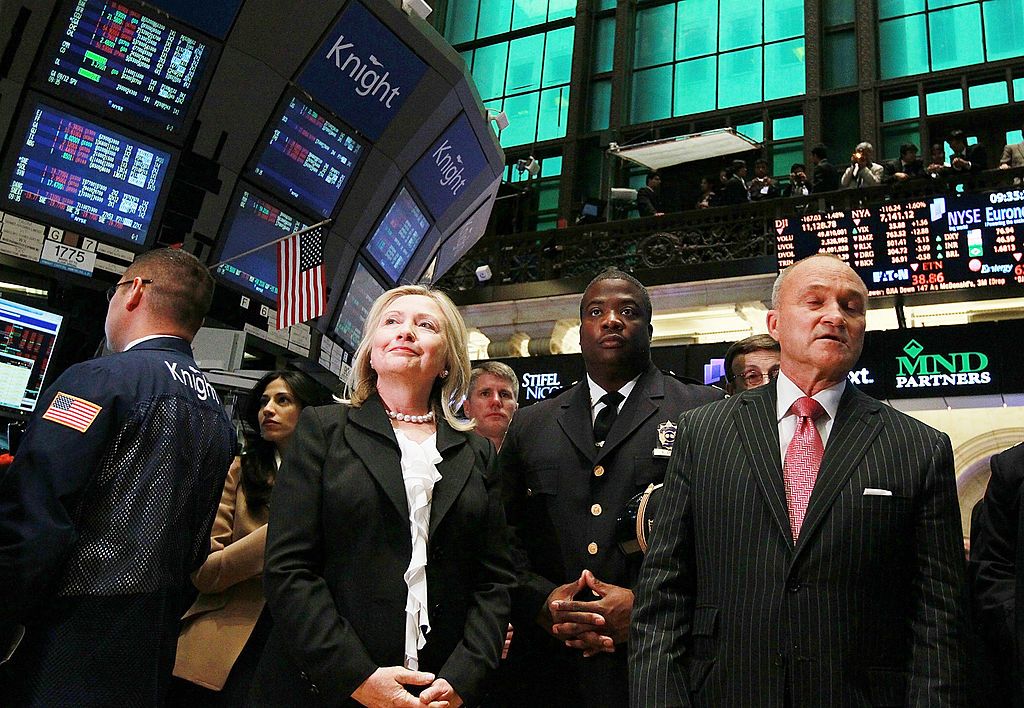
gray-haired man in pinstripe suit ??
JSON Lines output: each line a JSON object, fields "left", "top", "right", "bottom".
{"left": 630, "top": 254, "right": 968, "bottom": 707}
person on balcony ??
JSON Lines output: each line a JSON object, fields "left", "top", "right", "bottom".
{"left": 810, "top": 144, "right": 840, "bottom": 193}
{"left": 883, "top": 143, "right": 926, "bottom": 183}
{"left": 748, "top": 159, "right": 779, "bottom": 201}
{"left": 636, "top": 172, "right": 664, "bottom": 217}
{"left": 840, "top": 141, "right": 884, "bottom": 188}
{"left": 718, "top": 159, "right": 749, "bottom": 206}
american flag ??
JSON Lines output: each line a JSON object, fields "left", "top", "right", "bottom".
{"left": 277, "top": 223, "right": 327, "bottom": 330}
{"left": 42, "top": 392, "right": 102, "bottom": 433}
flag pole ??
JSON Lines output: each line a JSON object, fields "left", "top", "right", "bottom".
{"left": 208, "top": 219, "right": 332, "bottom": 271}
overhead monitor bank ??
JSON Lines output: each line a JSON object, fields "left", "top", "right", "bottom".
{"left": 0, "top": 0, "right": 501, "bottom": 379}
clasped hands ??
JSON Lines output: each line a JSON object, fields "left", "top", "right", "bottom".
{"left": 542, "top": 569, "right": 634, "bottom": 658}
{"left": 352, "top": 666, "right": 462, "bottom": 708}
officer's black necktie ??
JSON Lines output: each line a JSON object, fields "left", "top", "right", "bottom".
{"left": 593, "top": 391, "right": 624, "bottom": 445}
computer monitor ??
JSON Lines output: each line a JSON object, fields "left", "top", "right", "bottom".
{"left": 1, "top": 97, "right": 173, "bottom": 248}
{"left": 0, "top": 299, "right": 64, "bottom": 415}
{"left": 331, "top": 260, "right": 386, "bottom": 354}
{"left": 364, "top": 185, "right": 432, "bottom": 284}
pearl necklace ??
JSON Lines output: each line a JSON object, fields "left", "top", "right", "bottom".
{"left": 386, "top": 409, "right": 435, "bottom": 424}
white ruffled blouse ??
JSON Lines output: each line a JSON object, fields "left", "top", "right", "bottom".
{"left": 393, "top": 429, "right": 442, "bottom": 671}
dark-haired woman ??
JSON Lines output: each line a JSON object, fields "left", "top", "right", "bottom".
{"left": 172, "top": 370, "right": 326, "bottom": 705}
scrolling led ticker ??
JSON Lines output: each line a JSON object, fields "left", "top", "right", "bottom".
{"left": 775, "top": 188, "right": 1024, "bottom": 296}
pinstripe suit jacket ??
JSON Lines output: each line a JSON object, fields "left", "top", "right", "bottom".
{"left": 630, "top": 381, "right": 968, "bottom": 707}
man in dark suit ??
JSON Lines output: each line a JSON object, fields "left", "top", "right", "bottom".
{"left": 970, "top": 442, "right": 1024, "bottom": 705}
{"left": 500, "top": 268, "right": 722, "bottom": 706}
{"left": 883, "top": 142, "right": 926, "bottom": 183}
{"left": 717, "top": 159, "right": 749, "bottom": 206}
{"left": 947, "top": 129, "right": 987, "bottom": 174}
{"left": 631, "top": 253, "right": 968, "bottom": 707}
{"left": 810, "top": 144, "right": 840, "bottom": 193}
{"left": 636, "top": 172, "right": 664, "bottom": 217}
{"left": 0, "top": 250, "right": 235, "bottom": 706}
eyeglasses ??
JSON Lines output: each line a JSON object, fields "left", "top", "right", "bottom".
{"left": 106, "top": 278, "right": 153, "bottom": 302}
{"left": 737, "top": 368, "right": 780, "bottom": 387}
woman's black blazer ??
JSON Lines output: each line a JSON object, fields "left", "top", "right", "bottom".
{"left": 250, "top": 396, "right": 514, "bottom": 707}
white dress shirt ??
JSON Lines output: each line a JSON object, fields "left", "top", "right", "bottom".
{"left": 586, "top": 374, "right": 640, "bottom": 425}
{"left": 775, "top": 370, "right": 845, "bottom": 464}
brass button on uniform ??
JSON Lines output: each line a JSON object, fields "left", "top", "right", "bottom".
{"left": 593, "top": 465, "right": 605, "bottom": 477}
{"left": 587, "top": 542, "right": 599, "bottom": 555}
{"left": 591, "top": 503, "right": 602, "bottom": 516}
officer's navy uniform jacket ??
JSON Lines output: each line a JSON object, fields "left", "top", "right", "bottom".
{"left": 498, "top": 364, "right": 723, "bottom": 707}
{"left": 0, "top": 337, "right": 235, "bottom": 707}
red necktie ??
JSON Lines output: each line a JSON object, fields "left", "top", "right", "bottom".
{"left": 783, "top": 396, "right": 825, "bottom": 541}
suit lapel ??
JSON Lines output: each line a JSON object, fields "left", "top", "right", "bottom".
{"left": 428, "top": 422, "right": 470, "bottom": 537}
{"left": 734, "top": 383, "right": 792, "bottom": 544}
{"left": 557, "top": 382, "right": 598, "bottom": 463}
{"left": 345, "top": 397, "right": 408, "bottom": 521}
{"left": 793, "top": 385, "right": 883, "bottom": 557}
{"left": 595, "top": 365, "right": 661, "bottom": 464}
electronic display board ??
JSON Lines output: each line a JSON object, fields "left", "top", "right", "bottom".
{"left": 332, "top": 260, "right": 385, "bottom": 353}
{"left": 3, "top": 100, "right": 171, "bottom": 247}
{"left": 434, "top": 197, "right": 494, "bottom": 278}
{"left": 41, "top": 0, "right": 213, "bottom": 138}
{"left": 408, "top": 114, "right": 488, "bottom": 219}
{"left": 142, "top": 0, "right": 243, "bottom": 39}
{"left": 213, "top": 187, "right": 309, "bottom": 303}
{"left": 365, "top": 186, "right": 431, "bottom": 283}
{"left": 0, "top": 299, "right": 63, "bottom": 415}
{"left": 251, "top": 95, "right": 364, "bottom": 219}
{"left": 298, "top": 1, "right": 428, "bottom": 141}
{"left": 775, "top": 188, "right": 1024, "bottom": 296}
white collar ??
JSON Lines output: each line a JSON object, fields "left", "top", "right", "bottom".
{"left": 587, "top": 373, "right": 641, "bottom": 411}
{"left": 775, "top": 370, "right": 845, "bottom": 423}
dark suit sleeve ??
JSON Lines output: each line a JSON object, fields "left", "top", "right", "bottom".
{"left": 499, "top": 414, "right": 559, "bottom": 628}
{"left": 636, "top": 187, "right": 656, "bottom": 217}
{"left": 0, "top": 363, "right": 118, "bottom": 625}
{"left": 438, "top": 443, "right": 514, "bottom": 705}
{"left": 262, "top": 407, "right": 378, "bottom": 697}
{"left": 906, "top": 432, "right": 969, "bottom": 705}
{"left": 630, "top": 411, "right": 697, "bottom": 708}
{"left": 969, "top": 446, "right": 1023, "bottom": 660}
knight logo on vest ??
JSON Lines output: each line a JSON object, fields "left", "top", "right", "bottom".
{"left": 894, "top": 338, "right": 992, "bottom": 388}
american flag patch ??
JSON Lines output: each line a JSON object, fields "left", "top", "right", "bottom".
{"left": 42, "top": 392, "right": 102, "bottom": 433}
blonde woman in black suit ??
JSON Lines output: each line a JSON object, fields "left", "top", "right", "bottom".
{"left": 251, "top": 285, "right": 514, "bottom": 707}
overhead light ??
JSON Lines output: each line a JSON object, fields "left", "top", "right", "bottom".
{"left": 0, "top": 281, "right": 47, "bottom": 297}
{"left": 401, "top": 0, "right": 432, "bottom": 18}
{"left": 610, "top": 187, "right": 638, "bottom": 201}
{"left": 486, "top": 109, "right": 509, "bottom": 131}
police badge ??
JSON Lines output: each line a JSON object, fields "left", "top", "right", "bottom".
{"left": 654, "top": 420, "right": 677, "bottom": 457}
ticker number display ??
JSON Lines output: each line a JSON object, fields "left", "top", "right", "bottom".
{"left": 776, "top": 189, "right": 1024, "bottom": 296}
{"left": 43, "top": 0, "right": 211, "bottom": 136}
{"left": 4, "top": 101, "right": 170, "bottom": 246}
{"left": 366, "top": 186, "right": 431, "bottom": 283}
{"left": 252, "top": 96, "right": 364, "bottom": 219}
{"left": 333, "top": 261, "right": 385, "bottom": 353}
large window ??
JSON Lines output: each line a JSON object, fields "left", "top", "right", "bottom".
{"left": 448, "top": 0, "right": 575, "bottom": 148}
{"left": 878, "top": 0, "right": 1024, "bottom": 79}
{"left": 630, "top": 0, "right": 805, "bottom": 123}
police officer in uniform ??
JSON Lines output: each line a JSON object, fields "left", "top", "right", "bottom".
{"left": 499, "top": 268, "right": 722, "bottom": 706}
{"left": 0, "top": 248, "right": 235, "bottom": 706}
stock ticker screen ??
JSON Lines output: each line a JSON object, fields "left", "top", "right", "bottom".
{"left": 251, "top": 96, "right": 364, "bottom": 218}
{"left": 365, "top": 186, "right": 431, "bottom": 283}
{"left": 776, "top": 188, "right": 1024, "bottom": 296}
{"left": 42, "top": 0, "right": 212, "bottom": 137}
{"left": 333, "top": 261, "right": 385, "bottom": 353}
{"left": 4, "top": 101, "right": 171, "bottom": 246}
{"left": 214, "top": 188, "right": 309, "bottom": 303}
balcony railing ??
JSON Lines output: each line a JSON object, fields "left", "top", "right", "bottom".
{"left": 437, "top": 167, "right": 1024, "bottom": 293}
